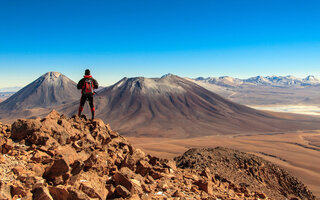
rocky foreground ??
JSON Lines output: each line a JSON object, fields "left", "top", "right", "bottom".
{"left": 0, "top": 111, "right": 315, "bottom": 200}
{"left": 175, "top": 148, "right": 315, "bottom": 200}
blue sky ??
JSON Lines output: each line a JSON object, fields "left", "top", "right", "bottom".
{"left": 0, "top": 0, "right": 320, "bottom": 87}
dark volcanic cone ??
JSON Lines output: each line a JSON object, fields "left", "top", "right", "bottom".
{"left": 0, "top": 72, "right": 79, "bottom": 111}
{"left": 60, "top": 74, "right": 320, "bottom": 138}
{"left": 0, "top": 72, "right": 80, "bottom": 122}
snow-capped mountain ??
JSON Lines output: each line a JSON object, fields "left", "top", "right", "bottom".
{"left": 192, "top": 75, "right": 320, "bottom": 105}
{"left": 195, "top": 76, "right": 243, "bottom": 87}
{"left": 195, "top": 75, "right": 320, "bottom": 87}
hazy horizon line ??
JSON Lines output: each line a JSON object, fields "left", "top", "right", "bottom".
{"left": 1, "top": 72, "right": 319, "bottom": 90}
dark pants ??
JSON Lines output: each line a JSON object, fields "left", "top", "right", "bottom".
{"left": 78, "top": 94, "right": 95, "bottom": 119}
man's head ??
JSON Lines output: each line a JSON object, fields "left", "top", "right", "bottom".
{"left": 85, "top": 69, "right": 90, "bottom": 75}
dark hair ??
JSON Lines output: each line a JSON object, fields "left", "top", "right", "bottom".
{"left": 85, "top": 69, "right": 90, "bottom": 75}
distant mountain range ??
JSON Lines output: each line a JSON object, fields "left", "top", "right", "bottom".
{"left": 191, "top": 75, "right": 320, "bottom": 105}
{"left": 0, "top": 87, "right": 23, "bottom": 102}
{"left": 195, "top": 75, "right": 320, "bottom": 88}
{"left": 1, "top": 72, "right": 320, "bottom": 138}
{"left": 1, "top": 74, "right": 320, "bottom": 107}
{"left": 0, "top": 87, "right": 22, "bottom": 92}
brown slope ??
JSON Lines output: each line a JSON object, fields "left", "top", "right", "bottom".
{"left": 60, "top": 74, "right": 320, "bottom": 138}
{"left": 0, "top": 72, "right": 80, "bottom": 120}
{"left": 0, "top": 72, "right": 79, "bottom": 110}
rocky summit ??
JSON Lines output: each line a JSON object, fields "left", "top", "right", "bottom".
{"left": 0, "top": 111, "right": 315, "bottom": 200}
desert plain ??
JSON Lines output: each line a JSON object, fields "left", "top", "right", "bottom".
{"left": 128, "top": 110, "right": 320, "bottom": 198}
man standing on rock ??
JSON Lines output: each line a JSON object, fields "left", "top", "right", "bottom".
{"left": 77, "top": 69, "right": 99, "bottom": 120}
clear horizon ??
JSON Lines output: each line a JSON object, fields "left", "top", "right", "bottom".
{"left": 1, "top": 0, "right": 320, "bottom": 87}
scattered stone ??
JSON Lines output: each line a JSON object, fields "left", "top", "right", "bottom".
{"left": 44, "top": 158, "right": 69, "bottom": 180}
{"left": 194, "top": 179, "right": 214, "bottom": 195}
{"left": 32, "top": 186, "right": 53, "bottom": 200}
{"left": 0, "top": 111, "right": 315, "bottom": 200}
{"left": 48, "top": 185, "right": 69, "bottom": 200}
{"left": 0, "top": 182, "right": 11, "bottom": 200}
{"left": 115, "top": 185, "right": 130, "bottom": 198}
{"left": 113, "top": 171, "right": 133, "bottom": 192}
{"left": 172, "top": 189, "right": 184, "bottom": 197}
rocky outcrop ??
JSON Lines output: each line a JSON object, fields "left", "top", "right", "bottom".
{"left": 175, "top": 147, "right": 315, "bottom": 200}
{"left": 0, "top": 111, "right": 315, "bottom": 199}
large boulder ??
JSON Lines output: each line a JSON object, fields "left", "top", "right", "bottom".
{"left": 11, "top": 119, "right": 42, "bottom": 141}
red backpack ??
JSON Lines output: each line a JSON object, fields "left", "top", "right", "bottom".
{"left": 83, "top": 79, "right": 94, "bottom": 94}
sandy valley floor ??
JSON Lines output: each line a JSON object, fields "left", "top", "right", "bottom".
{"left": 250, "top": 105, "right": 320, "bottom": 116}
{"left": 128, "top": 130, "right": 320, "bottom": 198}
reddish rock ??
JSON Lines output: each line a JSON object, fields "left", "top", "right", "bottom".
{"left": 163, "top": 160, "right": 177, "bottom": 171}
{"left": 67, "top": 187, "right": 91, "bottom": 200}
{"left": 0, "top": 182, "right": 11, "bottom": 200}
{"left": 115, "top": 185, "right": 130, "bottom": 198}
{"left": 12, "top": 165, "right": 26, "bottom": 175}
{"left": 31, "top": 150, "right": 51, "bottom": 163}
{"left": 140, "top": 184, "right": 149, "bottom": 194}
{"left": 1, "top": 138, "right": 13, "bottom": 154}
{"left": 113, "top": 171, "right": 133, "bottom": 192}
{"left": 145, "top": 175, "right": 155, "bottom": 184}
{"left": 71, "top": 171, "right": 109, "bottom": 200}
{"left": 32, "top": 186, "right": 53, "bottom": 200}
{"left": 45, "top": 110, "right": 61, "bottom": 120}
{"left": 11, "top": 184, "right": 27, "bottom": 197}
{"left": 29, "top": 163, "right": 46, "bottom": 176}
{"left": 28, "top": 131, "right": 49, "bottom": 145}
{"left": 136, "top": 160, "right": 152, "bottom": 177}
{"left": 119, "top": 167, "right": 137, "bottom": 179}
{"left": 11, "top": 119, "right": 41, "bottom": 141}
{"left": 122, "top": 148, "right": 146, "bottom": 170}
{"left": 200, "top": 167, "right": 211, "bottom": 179}
{"left": 128, "top": 194, "right": 140, "bottom": 200}
{"left": 183, "top": 174, "right": 199, "bottom": 181}
{"left": 70, "top": 160, "right": 84, "bottom": 175}
{"left": 148, "top": 156, "right": 159, "bottom": 166}
{"left": 106, "top": 184, "right": 116, "bottom": 199}
{"left": 255, "top": 191, "right": 267, "bottom": 199}
{"left": 83, "top": 152, "right": 98, "bottom": 169}
{"left": 48, "top": 185, "right": 69, "bottom": 200}
{"left": 54, "top": 145, "right": 82, "bottom": 165}
{"left": 194, "top": 179, "right": 214, "bottom": 195}
{"left": 172, "top": 189, "right": 184, "bottom": 197}
{"left": 80, "top": 181, "right": 106, "bottom": 200}
{"left": 44, "top": 159, "right": 69, "bottom": 180}
{"left": 149, "top": 170, "right": 164, "bottom": 180}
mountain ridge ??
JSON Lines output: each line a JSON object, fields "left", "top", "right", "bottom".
{"left": 1, "top": 72, "right": 320, "bottom": 138}
{"left": 192, "top": 75, "right": 320, "bottom": 105}
{"left": 195, "top": 75, "right": 320, "bottom": 87}
{"left": 59, "top": 74, "right": 320, "bottom": 138}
